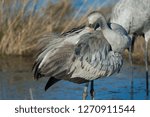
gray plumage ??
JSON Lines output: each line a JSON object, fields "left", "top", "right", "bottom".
{"left": 111, "top": 0, "right": 150, "bottom": 95}
{"left": 33, "top": 30, "right": 123, "bottom": 89}
{"left": 88, "top": 11, "right": 131, "bottom": 52}
{"left": 33, "top": 12, "right": 130, "bottom": 97}
{"left": 111, "top": 0, "right": 150, "bottom": 36}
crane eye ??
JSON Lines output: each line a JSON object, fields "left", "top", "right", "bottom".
{"left": 88, "top": 24, "right": 93, "bottom": 28}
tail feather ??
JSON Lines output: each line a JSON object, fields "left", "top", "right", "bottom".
{"left": 33, "top": 60, "right": 43, "bottom": 80}
{"left": 45, "top": 77, "right": 61, "bottom": 91}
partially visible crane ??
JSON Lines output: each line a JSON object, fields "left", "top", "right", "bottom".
{"left": 111, "top": 0, "right": 150, "bottom": 96}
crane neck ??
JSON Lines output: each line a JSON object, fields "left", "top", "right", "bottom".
{"left": 97, "top": 17, "right": 109, "bottom": 30}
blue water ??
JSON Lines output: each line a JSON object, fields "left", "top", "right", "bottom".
{"left": 0, "top": 57, "right": 149, "bottom": 100}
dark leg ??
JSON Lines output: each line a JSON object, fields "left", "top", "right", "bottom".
{"left": 145, "top": 41, "right": 149, "bottom": 96}
{"left": 82, "top": 82, "right": 89, "bottom": 100}
{"left": 129, "top": 43, "right": 134, "bottom": 99}
{"left": 90, "top": 80, "right": 95, "bottom": 100}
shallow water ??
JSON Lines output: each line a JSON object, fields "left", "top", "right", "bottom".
{"left": 0, "top": 56, "right": 150, "bottom": 100}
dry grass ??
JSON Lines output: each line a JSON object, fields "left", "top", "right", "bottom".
{"left": 0, "top": 0, "right": 74, "bottom": 55}
{"left": 124, "top": 36, "right": 150, "bottom": 64}
{"left": 0, "top": 0, "right": 96, "bottom": 55}
{"left": 0, "top": 0, "right": 149, "bottom": 64}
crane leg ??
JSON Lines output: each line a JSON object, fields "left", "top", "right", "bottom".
{"left": 90, "top": 80, "right": 95, "bottom": 100}
{"left": 82, "top": 82, "right": 89, "bottom": 100}
{"left": 145, "top": 41, "right": 149, "bottom": 96}
{"left": 129, "top": 40, "right": 134, "bottom": 99}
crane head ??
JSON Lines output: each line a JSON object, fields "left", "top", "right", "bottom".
{"left": 87, "top": 11, "right": 107, "bottom": 30}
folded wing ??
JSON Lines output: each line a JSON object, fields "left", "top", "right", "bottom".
{"left": 33, "top": 30, "right": 123, "bottom": 90}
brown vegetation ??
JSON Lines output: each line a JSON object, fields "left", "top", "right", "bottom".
{"left": 124, "top": 36, "right": 150, "bottom": 64}
{"left": 0, "top": 0, "right": 74, "bottom": 55}
{"left": 0, "top": 0, "right": 149, "bottom": 64}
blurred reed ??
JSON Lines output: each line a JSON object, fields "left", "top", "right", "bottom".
{"left": 0, "top": 0, "right": 74, "bottom": 55}
{"left": 0, "top": 0, "right": 149, "bottom": 64}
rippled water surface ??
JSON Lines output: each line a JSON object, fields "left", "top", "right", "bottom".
{"left": 0, "top": 56, "right": 150, "bottom": 100}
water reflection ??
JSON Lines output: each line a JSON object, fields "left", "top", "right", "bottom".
{"left": 0, "top": 56, "right": 150, "bottom": 100}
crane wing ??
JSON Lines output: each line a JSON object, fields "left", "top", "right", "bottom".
{"left": 69, "top": 31, "right": 123, "bottom": 80}
{"left": 61, "top": 25, "right": 85, "bottom": 36}
{"left": 33, "top": 30, "right": 123, "bottom": 90}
